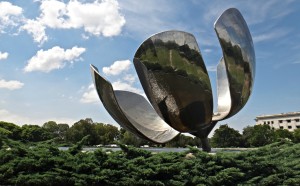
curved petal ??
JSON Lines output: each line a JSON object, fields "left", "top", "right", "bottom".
{"left": 90, "top": 64, "right": 179, "bottom": 143}
{"left": 212, "top": 57, "right": 231, "bottom": 121}
{"left": 134, "top": 31, "right": 213, "bottom": 132}
{"left": 213, "top": 8, "right": 255, "bottom": 121}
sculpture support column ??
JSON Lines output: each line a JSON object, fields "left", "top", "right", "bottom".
{"left": 200, "top": 138, "right": 211, "bottom": 152}
{"left": 192, "top": 121, "right": 217, "bottom": 152}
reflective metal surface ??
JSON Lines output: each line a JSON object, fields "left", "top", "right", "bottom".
{"left": 213, "top": 8, "right": 255, "bottom": 120}
{"left": 90, "top": 8, "right": 255, "bottom": 152}
{"left": 90, "top": 64, "right": 179, "bottom": 143}
{"left": 212, "top": 57, "right": 231, "bottom": 121}
{"left": 134, "top": 31, "right": 213, "bottom": 133}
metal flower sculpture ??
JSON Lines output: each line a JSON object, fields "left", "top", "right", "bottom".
{"left": 90, "top": 8, "right": 255, "bottom": 152}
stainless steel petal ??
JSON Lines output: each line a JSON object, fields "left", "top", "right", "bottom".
{"left": 114, "top": 90, "right": 179, "bottom": 143}
{"left": 90, "top": 64, "right": 179, "bottom": 143}
{"left": 213, "top": 8, "right": 255, "bottom": 120}
{"left": 212, "top": 57, "right": 231, "bottom": 121}
{"left": 134, "top": 31, "right": 213, "bottom": 132}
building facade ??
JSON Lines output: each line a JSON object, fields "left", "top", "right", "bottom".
{"left": 255, "top": 112, "right": 300, "bottom": 132}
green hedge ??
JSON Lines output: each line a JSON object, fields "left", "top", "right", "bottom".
{"left": 1, "top": 136, "right": 299, "bottom": 186}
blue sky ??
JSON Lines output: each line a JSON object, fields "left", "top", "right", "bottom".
{"left": 0, "top": 0, "right": 300, "bottom": 133}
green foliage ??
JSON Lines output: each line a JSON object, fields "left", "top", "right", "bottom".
{"left": 2, "top": 119, "right": 298, "bottom": 148}
{"left": 211, "top": 124, "right": 243, "bottom": 147}
{"left": 1, "top": 134, "right": 300, "bottom": 185}
{"left": 68, "top": 135, "right": 90, "bottom": 155}
{"left": 119, "top": 144, "right": 152, "bottom": 159}
{"left": 293, "top": 128, "right": 300, "bottom": 143}
{"left": 21, "top": 124, "right": 51, "bottom": 142}
{"left": 66, "top": 118, "right": 97, "bottom": 145}
{"left": 66, "top": 118, "right": 120, "bottom": 146}
{"left": 42, "top": 121, "right": 70, "bottom": 141}
{"left": 0, "top": 121, "right": 22, "bottom": 140}
{"left": 120, "top": 130, "right": 149, "bottom": 147}
{"left": 274, "top": 128, "right": 294, "bottom": 141}
{"left": 1, "top": 119, "right": 300, "bottom": 185}
{"left": 243, "top": 124, "right": 276, "bottom": 147}
{"left": 0, "top": 127, "right": 12, "bottom": 136}
{"left": 94, "top": 122, "right": 120, "bottom": 145}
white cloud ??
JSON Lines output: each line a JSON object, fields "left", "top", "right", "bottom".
{"left": 0, "top": 2, "right": 22, "bottom": 17}
{"left": 102, "top": 60, "right": 131, "bottom": 75}
{"left": 123, "top": 74, "right": 136, "bottom": 84}
{"left": 81, "top": 33, "right": 89, "bottom": 40}
{"left": 80, "top": 84, "right": 99, "bottom": 104}
{"left": 66, "top": 0, "right": 125, "bottom": 36}
{"left": 21, "top": 19, "right": 48, "bottom": 44}
{"left": 206, "top": 65, "right": 217, "bottom": 72}
{"left": 38, "top": 0, "right": 67, "bottom": 28}
{"left": 112, "top": 80, "right": 143, "bottom": 95}
{"left": 23, "top": 0, "right": 125, "bottom": 44}
{"left": 0, "top": 1, "right": 23, "bottom": 33}
{"left": 0, "top": 51, "right": 8, "bottom": 60}
{"left": 82, "top": 59, "right": 143, "bottom": 104}
{"left": 203, "top": 49, "right": 212, "bottom": 53}
{"left": 0, "top": 109, "right": 30, "bottom": 125}
{"left": 0, "top": 79, "right": 24, "bottom": 90}
{"left": 0, "top": 109, "right": 77, "bottom": 126}
{"left": 80, "top": 78, "right": 144, "bottom": 104}
{"left": 24, "top": 46, "right": 86, "bottom": 72}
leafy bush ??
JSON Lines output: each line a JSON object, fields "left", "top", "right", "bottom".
{"left": 1, "top": 135, "right": 300, "bottom": 185}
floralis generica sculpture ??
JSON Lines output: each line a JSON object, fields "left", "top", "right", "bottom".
{"left": 90, "top": 8, "right": 255, "bottom": 152}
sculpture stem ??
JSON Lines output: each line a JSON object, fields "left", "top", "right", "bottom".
{"left": 191, "top": 121, "right": 218, "bottom": 152}
{"left": 200, "top": 138, "right": 211, "bottom": 152}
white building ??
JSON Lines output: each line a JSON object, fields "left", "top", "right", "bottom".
{"left": 255, "top": 112, "right": 300, "bottom": 132}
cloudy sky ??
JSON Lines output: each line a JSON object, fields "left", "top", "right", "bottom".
{"left": 0, "top": 0, "right": 300, "bottom": 133}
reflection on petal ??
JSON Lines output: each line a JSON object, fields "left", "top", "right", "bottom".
{"left": 134, "top": 31, "right": 213, "bottom": 133}
{"left": 212, "top": 57, "right": 231, "bottom": 121}
{"left": 90, "top": 64, "right": 179, "bottom": 143}
{"left": 214, "top": 8, "right": 255, "bottom": 120}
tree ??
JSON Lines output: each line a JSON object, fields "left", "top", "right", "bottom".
{"left": 274, "top": 129, "right": 293, "bottom": 141}
{"left": 94, "top": 123, "right": 120, "bottom": 145}
{"left": 66, "top": 118, "right": 97, "bottom": 145}
{"left": 242, "top": 125, "right": 275, "bottom": 147}
{"left": 43, "top": 121, "right": 69, "bottom": 140}
{"left": 0, "top": 127, "right": 12, "bottom": 136}
{"left": 43, "top": 121, "right": 59, "bottom": 138}
{"left": 119, "top": 128, "right": 127, "bottom": 140}
{"left": 293, "top": 128, "right": 300, "bottom": 143}
{"left": 211, "top": 124, "right": 243, "bottom": 147}
{"left": 120, "top": 131, "right": 148, "bottom": 147}
{"left": 20, "top": 125, "right": 51, "bottom": 142}
{"left": 0, "top": 121, "right": 22, "bottom": 140}
{"left": 57, "top": 124, "right": 69, "bottom": 140}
